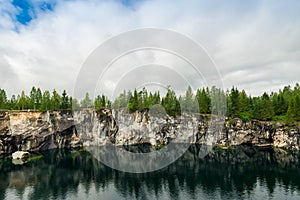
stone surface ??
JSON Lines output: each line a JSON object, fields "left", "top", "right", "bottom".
{"left": 0, "top": 109, "right": 299, "bottom": 156}
{"left": 12, "top": 151, "right": 30, "bottom": 159}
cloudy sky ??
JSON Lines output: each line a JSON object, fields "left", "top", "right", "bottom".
{"left": 0, "top": 0, "right": 300, "bottom": 98}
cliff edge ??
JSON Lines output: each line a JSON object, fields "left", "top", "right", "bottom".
{"left": 0, "top": 109, "right": 299, "bottom": 156}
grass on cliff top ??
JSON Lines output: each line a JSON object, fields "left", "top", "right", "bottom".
{"left": 27, "top": 155, "right": 43, "bottom": 162}
{"left": 154, "top": 144, "right": 166, "bottom": 150}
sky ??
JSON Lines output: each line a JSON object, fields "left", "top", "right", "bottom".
{"left": 0, "top": 0, "right": 300, "bottom": 99}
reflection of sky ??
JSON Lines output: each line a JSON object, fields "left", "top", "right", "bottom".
{"left": 2, "top": 146, "right": 300, "bottom": 199}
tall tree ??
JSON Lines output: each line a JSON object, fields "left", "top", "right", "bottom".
{"left": 294, "top": 95, "right": 300, "bottom": 121}
{"left": 18, "top": 91, "right": 27, "bottom": 110}
{"left": 80, "top": 92, "right": 93, "bottom": 108}
{"left": 286, "top": 97, "right": 295, "bottom": 125}
{"left": 0, "top": 89, "right": 7, "bottom": 109}
{"left": 196, "top": 88, "right": 211, "bottom": 114}
{"left": 94, "top": 94, "right": 108, "bottom": 109}
{"left": 210, "top": 86, "right": 226, "bottom": 116}
{"left": 254, "top": 93, "right": 274, "bottom": 121}
{"left": 71, "top": 98, "right": 80, "bottom": 110}
{"left": 9, "top": 95, "right": 18, "bottom": 110}
{"left": 182, "top": 86, "right": 195, "bottom": 113}
{"left": 29, "top": 86, "right": 37, "bottom": 110}
{"left": 36, "top": 88, "right": 42, "bottom": 110}
{"left": 161, "top": 87, "right": 180, "bottom": 116}
{"left": 128, "top": 89, "right": 138, "bottom": 112}
{"left": 229, "top": 87, "right": 240, "bottom": 117}
{"left": 51, "top": 90, "right": 61, "bottom": 110}
{"left": 61, "top": 90, "right": 69, "bottom": 110}
{"left": 40, "top": 90, "right": 51, "bottom": 111}
{"left": 238, "top": 90, "right": 251, "bottom": 121}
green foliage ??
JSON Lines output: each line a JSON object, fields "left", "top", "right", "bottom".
{"left": 0, "top": 89, "right": 7, "bottom": 109}
{"left": 40, "top": 90, "right": 51, "bottom": 111}
{"left": 161, "top": 87, "right": 181, "bottom": 116}
{"left": 239, "top": 90, "right": 250, "bottom": 113}
{"left": 210, "top": 86, "right": 226, "bottom": 116}
{"left": 94, "top": 94, "right": 110, "bottom": 110}
{"left": 285, "top": 95, "right": 300, "bottom": 125}
{"left": 196, "top": 88, "right": 211, "bottom": 114}
{"left": 127, "top": 89, "right": 138, "bottom": 112}
{"left": 80, "top": 93, "right": 93, "bottom": 108}
{"left": 239, "top": 112, "right": 252, "bottom": 122}
{"left": 272, "top": 114, "right": 286, "bottom": 122}
{"left": 112, "top": 90, "right": 128, "bottom": 109}
{"left": 228, "top": 87, "right": 240, "bottom": 117}
{"left": 51, "top": 90, "right": 61, "bottom": 110}
{"left": 18, "top": 91, "right": 27, "bottom": 110}
{"left": 253, "top": 93, "right": 274, "bottom": 120}
{"left": 61, "top": 90, "right": 70, "bottom": 110}
{"left": 9, "top": 95, "right": 18, "bottom": 110}
{"left": 0, "top": 83, "right": 300, "bottom": 126}
{"left": 182, "top": 86, "right": 196, "bottom": 112}
{"left": 71, "top": 98, "right": 80, "bottom": 110}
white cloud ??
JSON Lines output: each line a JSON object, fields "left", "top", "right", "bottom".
{"left": 0, "top": 0, "right": 299, "bottom": 98}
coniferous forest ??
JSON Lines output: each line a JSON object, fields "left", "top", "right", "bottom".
{"left": 0, "top": 83, "right": 300, "bottom": 124}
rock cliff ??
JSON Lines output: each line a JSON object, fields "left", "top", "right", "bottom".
{"left": 0, "top": 109, "right": 299, "bottom": 156}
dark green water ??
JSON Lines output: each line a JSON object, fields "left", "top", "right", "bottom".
{"left": 1, "top": 145, "right": 300, "bottom": 200}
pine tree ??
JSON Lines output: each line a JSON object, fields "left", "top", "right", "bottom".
{"left": 61, "top": 90, "right": 69, "bottom": 110}
{"left": 286, "top": 98, "right": 295, "bottom": 125}
{"left": 18, "top": 91, "right": 26, "bottom": 110}
{"left": 51, "top": 90, "right": 61, "bottom": 110}
{"left": 294, "top": 95, "right": 300, "bottom": 121}
{"left": 128, "top": 89, "right": 138, "bottom": 112}
{"left": 254, "top": 93, "right": 274, "bottom": 121}
{"left": 71, "top": 98, "right": 80, "bottom": 110}
{"left": 40, "top": 90, "right": 51, "bottom": 111}
{"left": 229, "top": 87, "right": 240, "bottom": 117}
{"left": 161, "top": 87, "right": 180, "bottom": 116}
{"left": 0, "top": 89, "right": 7, "bottom": 109}
{"left": 196, "top": 88, "right": 211, "bottom": 114}
{"left": 9, "top": 95, "right": 18, "bottom": 110}
{"left": 210, "top": 86, "right": 226, "bottom": 116}
{"left": 183, "top": 86, "right": 194, "bottom": 113}
{"left": 29, "top": 86, "right": 37, "bottom": 110}
{"left": 80, "top": 93, "right": 93, "bottom": 108}
{"left": 36, "top": 88, "right": 42, "bottom": 110}
{"left": 238, "top": 90, "right": 251, "bottom": 121}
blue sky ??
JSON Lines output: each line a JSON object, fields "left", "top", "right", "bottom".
{"left": 1, "top": 0, "right": 300, "bottom": 97}
{"left": 12, "top": 0, "right": 56, "bottom": 25}
{"left": 10, "top": 0, "right": 139, "bottom": 25}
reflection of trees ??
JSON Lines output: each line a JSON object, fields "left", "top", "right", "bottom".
{"left": 0, "top": 146, "right": 300, "bottom": 199}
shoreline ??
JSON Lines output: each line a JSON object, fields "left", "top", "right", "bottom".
{"left": 0, "top": 109, "right": 299, "bottom": 157}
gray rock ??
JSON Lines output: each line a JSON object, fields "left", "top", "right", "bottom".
{"left": 12, "top": 151, "right": 30, "bottom": 159}
{"left": 0, "top": 109, "right": 299, "bottom": 156}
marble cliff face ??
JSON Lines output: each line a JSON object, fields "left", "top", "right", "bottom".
{"left": 0, "top": 109, "right": 299, "bottom": 156}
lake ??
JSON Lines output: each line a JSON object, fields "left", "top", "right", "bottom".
{"left": 1, "top": 145, "right": 300, "bottom": 200}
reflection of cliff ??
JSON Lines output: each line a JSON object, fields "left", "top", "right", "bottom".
{"left": 1, "top": 146, "right": 300, "bottom": 200}
{"left": 0, "top": 109, "right": 300, "bottom": 156}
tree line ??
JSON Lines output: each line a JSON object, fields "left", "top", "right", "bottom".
{"left": 0, "top": 87, "right": 111, "bottom": 112}
{"left": 0, "top": 83, "right": 299, "bottom": 124}
{"left": 112, "top": 83, "right": 300, "bottom": 124}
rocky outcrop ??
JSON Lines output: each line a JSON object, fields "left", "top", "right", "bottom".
{"left": 223, "top": 118, "right": 300, "bottom": 149}
{"left": 0, "top": 110, "right": 79, "bottom": 156}
{"left": 12, "top": 151, "right": 30, "bottom": 160}
{"left": 0, "top": 109, "right": 299, "bottom": 156}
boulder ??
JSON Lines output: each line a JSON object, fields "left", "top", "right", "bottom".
{"left": 12, "top": 151, "right": 30, "bottom": 160}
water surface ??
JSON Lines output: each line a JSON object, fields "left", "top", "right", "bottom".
{"left": 1, "top": 145, "right": 300, "bottom": 200}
